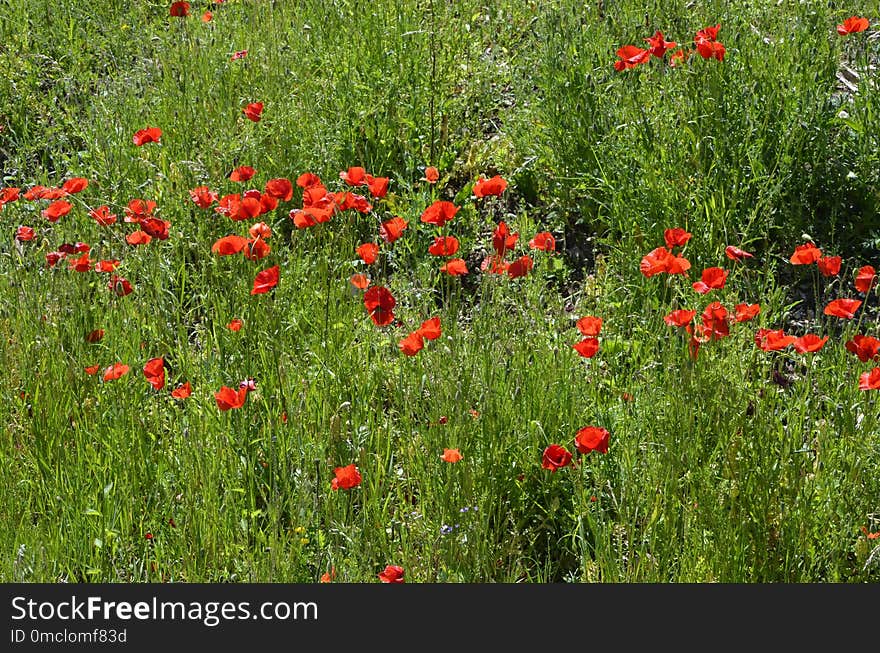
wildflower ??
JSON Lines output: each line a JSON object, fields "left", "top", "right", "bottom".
{"left": 331, "top": 464, "right": 362, "bottom": 490}
{"left": 377, "top": 565, "right": 405, "bottom": 583}
{"left": 441, "top": 448, "right": 462, "bottom": 463}
{"left": 541, "top": 444, "right": 573, "bottom": 472}
{"left": 837, "top": 17, "right": 870, "bottom": 35}
{"left": 251, "top": 265, "right": 280, "bottom": 295}
{"left": 824, "top": 298, "right": 861, "bottom": 319}
{"left": 132, "top": 126, "right": 162, "bottom": 146}
{"left": 574, "top": 426, "right": 610, "bottom": 455}
{"left": 243, "top": 102, "right": 264, "bottom": 122}
{"left": 143, "top": 357, "right": 166, "bottom": 390}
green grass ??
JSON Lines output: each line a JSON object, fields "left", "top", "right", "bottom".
{"left": 0, "top": 0, "right": 879, "bottom": 583}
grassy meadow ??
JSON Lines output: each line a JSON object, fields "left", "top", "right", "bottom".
{"left": 1, "top": 0, "right": 879, "bottom": 583}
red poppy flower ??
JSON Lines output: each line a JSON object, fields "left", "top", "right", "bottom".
{"left": 398, "top": 332, "right": 425, "bottom": 356}
{"left": 420, "top": 200, "right": 459, "bottom": 227}
{"left": 201, "top": 10, "right": 212, "bottom": 21}
{"left": 441, "top": 448, "right": 462, "bottom": 463}
{"left": 366, "top": 174, "right": 389, "bottom": 198}
{"left": 854, "top": 265, "right": 876, "bottom": 293}
{"left": 379, "top": 216, "right": 407, "bottom": 244}
{"left": 357, "top": 242, "right": 380, "bottom": 265}
{"left": 141, "top": 217, "right": 170, "bottom": 240}
{"left": 645, "top": 31, "right": 677, "bottom": 58}
{"left": 132, "top": 126, "right": 162, "bottom": 146}
{"left": 126, "top": 230, "right": 152, "bottom": 246}
{"left": 61, "top": 177, "right": 88, "bottom": 195}
{"left": 171, "top": 382, "right": 192, "bottom": 399}
{"left": 664, "top": 227, "right": 692, "bottom": 249}
{"left": 169, "top": 2, "right": 190, "bottom": 17}
{"left": 428, "top": 236, "right": 459, "bottom": 257}
{"left": 692, "top": 267, "right": 728, "bottom": 294}
{"left": 696, "top": 39, "right": 725, "bottom": 61}
{"left": 334, "top": 191, "right": 372, "bottom": 213}
{"left": 529, "top": 232, "right": 556, "bottom": 252}
{"left": 24, "top": 185, "right": 62, "bottom": 201}
{"left": 492, "top": 221, "right": 519, "bottom": 257}
{"left": 125, "top": 198, "right": 156, "bottom": 222}
{"left": 244, "top": 238, "right": 271, "bottom": 261}
{"left": 507, "top": 255, "right": 533, "bottom": 279}
{"left": 245, "top": 223, "right": 270, "bottom": 241}
{"left": 296, "top": 172, "right": 322, "bottom": 188}
{"left": 422, "top": 166, "right": 439, "bottom": 183}
{"left": 417, "top": 316, "right": 442, "bottom": 340}
{"left": 792, "top": 334, "right": 828, "bottom": 354}
{"left": 94, "top": 260, "right": 120, "bottom": 273}
{"left": 215, "top": 385, "right": 247, "bottom": 410}
{"left": 108, "top": 275, "right": 133, "bottom": 296}
{"left": 838, "top": 16, "right": 870, "bottom": 35}
{"left": 85, "top": 329, "right": 104, "bottom": 343}
{"left": 68, "top": 253, "right": 93, "bottom": 272}
{"left": 790, "top": 242, "right": 822, "bottom": 265}
{"left": 734, "top": 303, "right": 760, "bottom": 323}
{"left": 377, "top": 565, "right": 405, "bottom": 583}
{"left": 440, "top": 258, "right": 468, "bottom": 276}
{"left": 364, "top": 286, "right": 396, "bottom": 326}
{"left": 725, "top": 245, "right": 754, "bottom": 261}
{"left": 211, "top": 235, "right": 248, "bottom": 255}
{"left": 664, "top": 309, "right": 697, "bottom": 327}
{"left": 859, "top": 368, "right": 880, "bottom": 390}
{"left": 85, "top": 365, "right": 100, "bottom": 376}
{"left": 89, "top": 205, "right": 118, "bottom": 226}
{"left": 473, "top": 174, "right": 508, "bottom": 198}
{"left": 701, "top": 302, "right": 730, "bottom": 339}
{"left": 227, "top": 318, "right": 243, "bottom": 332}
{"left": 42, "top": 200, "right": 72, "bottom": 222}
{"left": 481, "top": 255, "right": 510, "bottom": 275}
{"left": 824, "top": 298, "right": 861, "bottom": 319}
{"left": 339, "top": 166, "right": 367, "bottom": 185}
{"left": 755, "top": 328, "right": 795, "bottom": 352}
{"left": 103, "top": 362, "right": 130, "bottom": 382}
{"left": 845, "top": 334, "right": 880, "bottom": 362}
{"left": 817, "top": 256, "right": 842, "bottom": 277}
{"left": 229, "top": 166, "right": 256, "bottom": 182}
{"left": 696, "top": 24, "right": 721, "bottom": 42}
{"left": 58, "top": 242, "right": 90, "bottom": 255}
{"left": 575, "top": 426, "right": 610, "bottom": 455}
{"left": 349, "top": 273, "right": 370, "bottom": 290}
{"left": 243, "top": 102, "right": 264, "bottom": 122}
{"left": 576, "top": 316, "right": 602, "bottom": 336}
{"left": 640, "top": 246, "right": 672, "bottom": 277}
{"left": 0, "top": 187, "right": 21, "bottom": 205}
{"left": 331, "top": 464, "right": 362, "bottom": 490}
{"left": 614, "top": 45, "right": 651, "bottom": 71}
{"left": 541, "top": 444, "right": 573, "bottom": 472}
{"left": 262, "top": 178, "right": 292, "bottom": 202}
{"left": 320, "top": 568, "right": 336, "bottom": 583}
{"left": 15, "top": 226, "right": 35, "bottom": 242}
{"left": 143, "top": 357, "right": 166, "bottom": 391}
{"left": 573, "top": 337, "right": 600, "bottom": 358}
{"left": 251, "top": 265, "right": 280, "bottom": 295}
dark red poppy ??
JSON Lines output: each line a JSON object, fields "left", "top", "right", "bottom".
{"left": 420, "top": 200, "right": 459, "bottom": 227}
{"left": 229, "top": 166, "right": 256, "bottom": 182}
{"left": 89, "top": 205, "right": 118, "bottom": 226}
{"left": 473, "top": 175, "right": 507, "bottom": 198}
{"left": 264, "top": 178, "right": 293, "bottom": 201}
{"left": 573, "top": 337, "right": 600, "bottom": 358}
{"left": 243, "top": 102, "right": 264, "bottom": 122}
{"left": 169, "top": 2, "right": 190, "bottom": 17}
{"left": 838, "top": 16, "right": 870, "bottom": 35}
{"left": 143, "top": 357, "right": 166, "bottom": 391}
{"left": 664, "top": 227, "right": 692, "bottom": 249}
{"left": 251, "top": 265, "right": 280, "bottom": 295}
{"left": 215, "top": 385, "right": 247, "bottom": 410}
{"left": 108, "top": 275, "right": 133, "bottom": 296}
{"left": 331, "top": 464, "right": 362, "bottom": 490}
{"left": 45, "top": 251, "right": 64, "bottom": 268}
{"left": 859, "top": 368, "right": 880, "bottom": 391}
{"left": 824, "top": 298, "right": 861, "bottom": 319}
{"left": 357, "top": 243, "right": 379, "bottom": 265}
{"left": 845, "top": 334, "right": 880, "bottom": 362}
{"left": 364, "top": 286, "right": 396, "bottom": 326}
{"left": 379, "top": 216, "right": 407, "bottom": 244}
{"left": 574, "top": 426, "right": 610, "bottom": 454}
{"left": 428, "top": 236, "right": 459, "bottom": 257}
{"left": 645, "top": 31, "right": 677, "bottom": 58}
{"left": 529, "top": 232, "right": 556, "bottom": 252}
{"left": 614, "top": 45, "right": 651, "bottom": 71}
{"left": 377, "top": 565, "right": 405, "bottom": 583}
{"left": 42, "top": 200, "right": 72, "bottom": 222}
{"left": 790, "top": 242, "right": 822, "bottom": 265}
{"left": 85, "top": 329, "right": 104, "bottom": 343}
{"left": 440, "top": 259, "right": 468, "bottom": 276}
{"left": 491, "top": 221, "right": 519, "bottom": 257}
{"left": 132, "top": 126, "right": 162, "bottom": 146}
{"left": 541, "top": 444, "right": 573, "bottom": 472}
{"left": 398, "top": 332, "right": 425, "bottom": 356}
{"left": 725, "top": 245, "right": 753, "bottom": 261}
{"left": 507, "top": 255, "right": 533, "bottom": 279}
{"left": 854, "top": 265, "right": 876, "bottom": 293}
{"left": 141, "top": 217, "right": 170, "bottom": 240}
{"left": 664, "top": 309, "right": 696, "bottom": 327}
{"left": 58, "top": 242, "right": 90, "bottom": 254}
{"left": 576, "top": 316, "right": 602, "bottom": 336}
{"left": 817, "top": 256, "right": 842, "bottom": 277}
